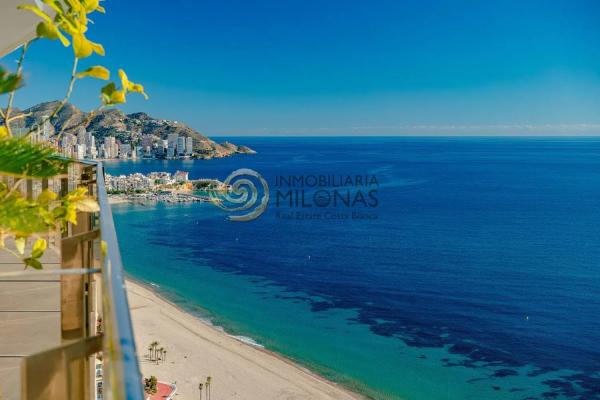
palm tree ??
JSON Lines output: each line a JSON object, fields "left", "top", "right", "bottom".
{"left": 198, "top": 383, "right": 203, "bottom": 400}
{"left": 159, "top": 347, "right": 164, "bottom": 364}
{"left": 150, "top": 341, "right": 159, "bottom": 361}
{"left": 206, "top": 376, "right": 212, "bottom": 400}
{"left": 147, "top": 345, "right": 153, "bottom": 361}
{"left": 163, "top": 350, "right": 167, "bottom": 363}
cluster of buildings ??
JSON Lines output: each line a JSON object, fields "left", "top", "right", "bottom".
{"left": 20, "top": 120, "right": 196, "bottom": 160}
{"left": 58, "top": 127, "right": 101, "bottom": 159}
{"left": 96, "top": 133, "right": 194, "bottom": 160}
{"left": 165, "top": 133, "right": 194, "bottom": 158}
{"left": 105, "top": 171, "right": 190, "bottom": 192}
{"left": 132, "top": 133, "right": 195, "bottom": 159}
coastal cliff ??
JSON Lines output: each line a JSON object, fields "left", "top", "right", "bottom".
{"left": 13, "top": 101, "right": 255, "bottom": 159}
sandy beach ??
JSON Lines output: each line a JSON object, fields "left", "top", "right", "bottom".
{"left": 127, "top": 280, "right": 363, "bottom": 400}
{"left": 107, "top": 196, "right": 131, "bottom": 205}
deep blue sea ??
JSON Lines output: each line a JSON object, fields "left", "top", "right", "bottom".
{"left": 107, "top": 137, "right": 600, "bottom": 400}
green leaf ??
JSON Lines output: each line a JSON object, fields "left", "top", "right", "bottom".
{"left": 14, "top": 237, "right": 25, "bottom": 255}
{"left": 73, "top": 33, "right": 93, "bottom": 58}
{"left": 52, "top": 206, "right": 67, "bottom": 219}
{"left": 40, "top": 0, "right": 65, "bottom": 16}
{"left": 0, "top": 138, "right": 71, "bottom": 178}
{"left": 65, "top": 206, "right": 77, "bottom": 224}
{"left": 39, "top": 208, "right": 55, "bottom": 225}
{"left": 77, "top": 65, "right": 109, "bottom": 80}
{"left": 37, "top": 189, "right": 58, "bottom": 206}
{"left": 1, "top": 193, "right": 53, "bottom": 237}
{"left": 90, "top": 42, "right": 105, "bottom": 56}
{"left": 101, "top": 82, "right": 116, "bottom": 96}
{"left": 101, "top": 82, "right": 126, "bottom": 105}
{"left": 36, "top": 21, "right": 70, "bottom": 46}
{"left": 17, "top": 4, "right": 52, "bottom": 23}
{"left": 31, "top": 238, "right": 47, "bottom": 259}
{"left": 36, "top": 21, "right": 59, "bottom": 40}
{"left": 64, "top": 0, "right": 85, "bottom": 13}
{"left": 55, "top": 12, "right": 79, "bottom": 36}
{"left": 130, "top": 83, "right": 149, "bottom": 100}
{"left": 24, "top": 257, "right": 43, "bottom": 270}
{"left": 63, "top": 188, "right": 88, "bottom": 202}
{"left": 82, "top": 0, "right": 99, "bottom": 13}
{"left": 0, "top": 65, "right": 23, "bottom": 95}
{"left": 117, "top": 69, "right": 149, "bottom": 100}
{"left": 110, "top": 90, "right": 126, "bottom": 104}
{"left": 119, "top": 69, "right": 130, "bottom": 90}
{"left": 72, "top": 32, "right": 103, "bottom": 59}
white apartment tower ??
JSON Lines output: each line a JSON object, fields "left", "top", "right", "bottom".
{"left": 185, "top": 136, "right": 193, "bottom": 155}
{"left": 176, "top": 136, "right": 185, "bottom": 156}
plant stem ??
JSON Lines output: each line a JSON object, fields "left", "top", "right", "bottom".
{"left": 47, "top": 56, "right": 79, "bottom": 122}
{"left": 5, "top": 178, "right": 24, "bottom": 199}
{"left": 6, "top": 112, "right": 31, "bottom": 123}
{"left": 5, "top": 40, "right": 32, "bottom": 136}
{"left": 24, "top": 57, "right": 79, "bottom": 138}
{"left": 55, "top": 104, "right": 102, "bottom": 139}
{"left": 1, "top": 246, "right": 23, "bottom": 262}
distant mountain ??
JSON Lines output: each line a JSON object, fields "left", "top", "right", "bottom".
{"left": 13, "top": 101, "right": 255, "bottom": 158}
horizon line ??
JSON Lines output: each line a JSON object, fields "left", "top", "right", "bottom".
{"left": 208, "top": 134, "right": 600, "bottom": 138}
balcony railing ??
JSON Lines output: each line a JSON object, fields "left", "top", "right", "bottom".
{"left": 0, "top": 161, "right": 144, "bottom": 400}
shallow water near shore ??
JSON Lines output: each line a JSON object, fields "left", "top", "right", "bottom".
{"left": 108, "top": 137, "right": 600, "bottom": 400}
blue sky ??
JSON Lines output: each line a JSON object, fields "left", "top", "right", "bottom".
{"left": 5, "top": 0, "right": 600, "bottom": 135}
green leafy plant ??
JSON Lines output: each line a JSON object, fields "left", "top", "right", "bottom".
{"left": 143, "top": 376, "right": 157, "bottom": 396}
{"left": 0, "top": 137, "right": 70, "bottom": 177}
{"left": 0, "top": 66, "right": 23, "bottom": 101}
{"left": 0, "top": 0, "right": 148, "bottom": 268}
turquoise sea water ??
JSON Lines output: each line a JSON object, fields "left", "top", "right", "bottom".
{"left": 108, "top": 137, "right": 600, "bottom": 400}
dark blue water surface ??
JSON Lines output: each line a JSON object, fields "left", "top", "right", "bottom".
{"left": 108, "top": 137, "right": 600, "bottom": 400}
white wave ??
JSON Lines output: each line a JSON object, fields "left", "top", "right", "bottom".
{"left": 229, "top": 334, "right": 265, "bottom": 348}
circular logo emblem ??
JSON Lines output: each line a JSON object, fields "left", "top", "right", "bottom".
{"left": 210, "top": 168, "right": 269, "bottom": 221}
